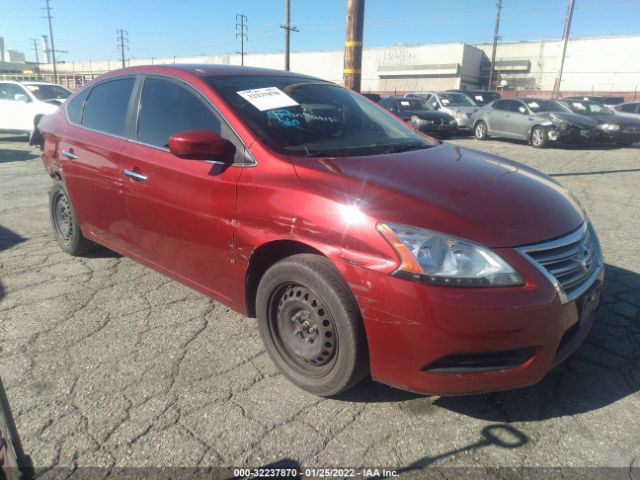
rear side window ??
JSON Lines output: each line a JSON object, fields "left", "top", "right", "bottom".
{"left": 493, "top": 99, "right": 510, "bottom": 111}
{"left": 137, "top": 78, "right": 221, "bottom": 148}
{"left": 82, "top": 78, "right": 135, "bottom": 136}
{"left": 619, "top": 104, "right": 637, "bottom": 113}
{"left": 66, "top": 88, "right": 90, "bottom": 125}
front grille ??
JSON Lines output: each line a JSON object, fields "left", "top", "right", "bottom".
{"left": 518, "top": 223, "right": 602, "bottom": 303}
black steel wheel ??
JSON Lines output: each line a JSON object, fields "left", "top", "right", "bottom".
{"left": 49, "top": 182, "right": 94, "bottom": 256}
{"left": 256, "top": 254, "right": 369, "bottom": 396}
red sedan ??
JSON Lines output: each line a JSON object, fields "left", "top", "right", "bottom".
{"left": 36, "top": 65, "right": 604, "bottom": 396}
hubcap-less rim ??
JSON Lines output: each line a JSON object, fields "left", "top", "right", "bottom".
{"left": 54, "top": 193, "right": 73, "bottom": 245}
{"left": 532, "top": 128, "right": 544, "bottom": 146}
{"left": 269, "top": 284, "right": 337, "bottom": 376}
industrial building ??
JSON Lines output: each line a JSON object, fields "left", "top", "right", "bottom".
{"left": 3, "top": 34, "right": 640, "bottom": 97}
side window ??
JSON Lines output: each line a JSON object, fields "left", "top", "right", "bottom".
{"left": 510, "top": 101, "right": 527, "bottom": 113}
{"left": 82, "top": 78, "right": 135, "bottom": 136}
{"left": 66, "top": 88, "right": 90, "bottom": 125}
{"left": 493, "top": 99, "right": 510, "bottom": 111}
{"left": 0, "top": 83, "right": 27, "bottom": 101}
{"left": 136, "top": 77, "right": 243, "bottom": 163}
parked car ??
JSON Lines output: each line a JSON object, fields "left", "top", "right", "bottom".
{"left": 557, "top": 99, "right": 640, "bottom": 146}
{"left": 448, "top": 89, "right": 501, "bottom": 106}
{"left": 361, "top": 92, "right": 381, "bottom": 103}
{"left": 36, "top": 65, "right": 603, "bottom": 397}
{"left": 471, "top": 97, "right": 598, "bottom": 148}
{"left": 0, "top": 80, "right": 71, "bottom": 141}
{"left": 563, "top": 95, "right": 625, "bottom": 106}
{"left": 405, "top": 91, "right": 477, "bottom": 130}
{"left": 613, "top": 102, "right": 640, "bottom": 120}
{"left": 378, "top": 96, "right": 457, "bottom": 138}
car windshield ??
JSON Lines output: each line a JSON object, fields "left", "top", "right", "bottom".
{"left": 397, "top": 98, "right": 432, "bottom": 111}
{"left": 437, "top": 93, "right": 476, "bottom": 107}
{"left": 523, "top": 100, "right": 565, "bottom": 113}
{"left": 23, "top": 83, "right": 71, "bottom": 100}
{"left": 207, "top": 75, "right": 436, "bottom": 157}
{"left": 567, "top": 100, "right": 614, "bottom": 115}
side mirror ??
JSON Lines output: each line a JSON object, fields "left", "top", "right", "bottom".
{"left": 14, "top": 94, "right": 30, "bottom": 102}
{"left": 432, "top": 102, "right": 439, "bottom": 110}
{"left": 168, "top": 130, "right": 228, "bottom": 161}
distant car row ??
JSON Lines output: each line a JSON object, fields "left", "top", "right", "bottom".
{"left": 366, "top": 88, "right": 640, "bottom": 148}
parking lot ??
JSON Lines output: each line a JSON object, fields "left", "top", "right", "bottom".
{"left": 1, "top": 133, "right": 640, "bottom": 477}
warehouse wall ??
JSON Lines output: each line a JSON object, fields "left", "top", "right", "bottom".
{"left": 34, "top": 35, "right": 640, "bottom": 93}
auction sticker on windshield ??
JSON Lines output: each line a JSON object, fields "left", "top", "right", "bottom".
{"left": 237, "top": 87, "right": 299, "bottom": 111}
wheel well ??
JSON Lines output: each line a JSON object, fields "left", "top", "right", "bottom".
{"left": 245, "top": 240, "right": 324, "bottom": 318}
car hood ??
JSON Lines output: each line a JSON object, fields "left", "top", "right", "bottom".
{"left": 538, "top": 111, "right": 599, "bottom": 128}
{"left": 587, "top": 114, "right": 640, "bottom": 126}
{"left": 404, "top": 110, "right": 454, "bottom": 122}
{"left": 441, "top": 105, "right": 476, "bottom": 114}
{"left": 291, "top": 143, "right": 584, "bottom": 248}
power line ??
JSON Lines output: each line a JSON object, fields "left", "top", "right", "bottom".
{"left": 236, "top": 14, "right": 247, "bottom": 66}
{"left": 280, "top": 0, "right": 299, "bottom": 71}
{"left": 116, "top": 29, "right": 129, "bottom": 68}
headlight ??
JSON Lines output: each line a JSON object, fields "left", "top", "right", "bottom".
{"left": 597, "top": 123, "right": 620, "bottom": 131}
{"left": 453, "top": 111, "right": 466, "bottom": 120}
{"left": 377, "top": 223, "right": 524, "bottom": 287}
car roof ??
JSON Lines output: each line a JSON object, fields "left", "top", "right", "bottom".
{"left": 102, "top": 64, "right": 320, "bottom": 80}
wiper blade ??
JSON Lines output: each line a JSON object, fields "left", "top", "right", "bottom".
{"left": 383, "top": 143, "right": 430, "bottom": 154}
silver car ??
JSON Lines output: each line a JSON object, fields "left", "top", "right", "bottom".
{"left": 613, "top": 102, "right": 640, "bottom": 120}
{"left": 470, "top": 97, "right": 598, "bottom": 148}
{"left": 405, "top": 91, "right": 477, "bottom": 130}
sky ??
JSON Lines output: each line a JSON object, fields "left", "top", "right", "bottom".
{"left": 1, "top": 0, "right": 639, "bottom": 63}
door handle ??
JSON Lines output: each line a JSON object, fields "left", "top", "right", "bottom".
{"left": 62, "top": 149, "right": 77, "bottom": 160}
{"left": 123, "top": 169, "right": 147, "bottom": 182}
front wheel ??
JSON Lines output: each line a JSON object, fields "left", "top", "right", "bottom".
{"left": 474, "top": 121, "right": 489, "bottom": 140}
{"left": 531, "top": 126, "right": 548, "bottom": 148}
{"left": 256, "top": 254, "right": 369, "bottom": 396}
{"left": 49, "top": 182, "right": 95, "bottom": 256}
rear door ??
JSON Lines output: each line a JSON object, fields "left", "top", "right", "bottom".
{"left": 118, "top": 76, "right": 246, "bottom": 301}
{"left": 504, "top": 100, "right": 534, "bottom": 139}
{"left": 487, "top": 99, "right": 510, "bottom": 134}
{"left": 59, "top": 76, "right": 137, "bottom": 249}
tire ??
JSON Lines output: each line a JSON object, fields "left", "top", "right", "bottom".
{"left": 474, "top": 121, "right": 488, "bottom": 140}
{"left": 256, "top": 254, "right": 369, "bottom": 396}
{"left": 531, "top": 126, "right": 548, "bottom": 148}
{"left": 49, "top": 182, "right": 95, "bottom": 256}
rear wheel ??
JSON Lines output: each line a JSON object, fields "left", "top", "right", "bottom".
{"left": 49, "top": 182, "right": 95, "bottom": 256}
{"left": 256, "top": 254, "right": 369, "bottom": 396}
{"left": 531, "top": 126, "right": 548, "bottom": 148}
{"left": 474, "top": 121, "right": 488, "bottom": 140}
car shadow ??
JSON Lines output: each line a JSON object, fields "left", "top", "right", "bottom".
{"left": 0, "top": 149, "right": 39, "bottom": 163}
{"left": 0, "top": 225, "right": 26, "bottom": 253}
{"left": 338, "top": 264, "right": 640, "bottom": 423}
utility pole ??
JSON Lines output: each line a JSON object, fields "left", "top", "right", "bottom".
{"left": 117, "top": 29, "right": 129, "bottom": 68}
{"left": 44, "top": 0, "right": 57, "bottom": 82}
{"left": 487, "top": 0, "right": 502, "bottom": 91}
{"left": 31, "top": 38, "right": 40, "bottom": 66}
{"left": 280, "top": 0, "right": 298, "bottom": 71}
{"left": 343, "top": 0, "right": 365, "bottom": 92}
{"left": 236, "top": 14, "right": 248, "bottom": 66}
{"left": 553, "top": 0, "right": 575, "bottom": 98}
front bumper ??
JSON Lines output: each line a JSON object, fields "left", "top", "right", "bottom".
{"left": 550, "top": 125, "right": 599, "bottom": 144}
{"left": 412, "top": 120, "right": 457, "bottom": 136}
{"left": 338, "top": 246, "right": 604, "bottom": 396}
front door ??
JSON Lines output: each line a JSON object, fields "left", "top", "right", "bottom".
{"left": 119, "top": 76, "right": 247, "bottom": 302}
{"left": 0, "top": 83, "right": 34, "bottom": 132}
